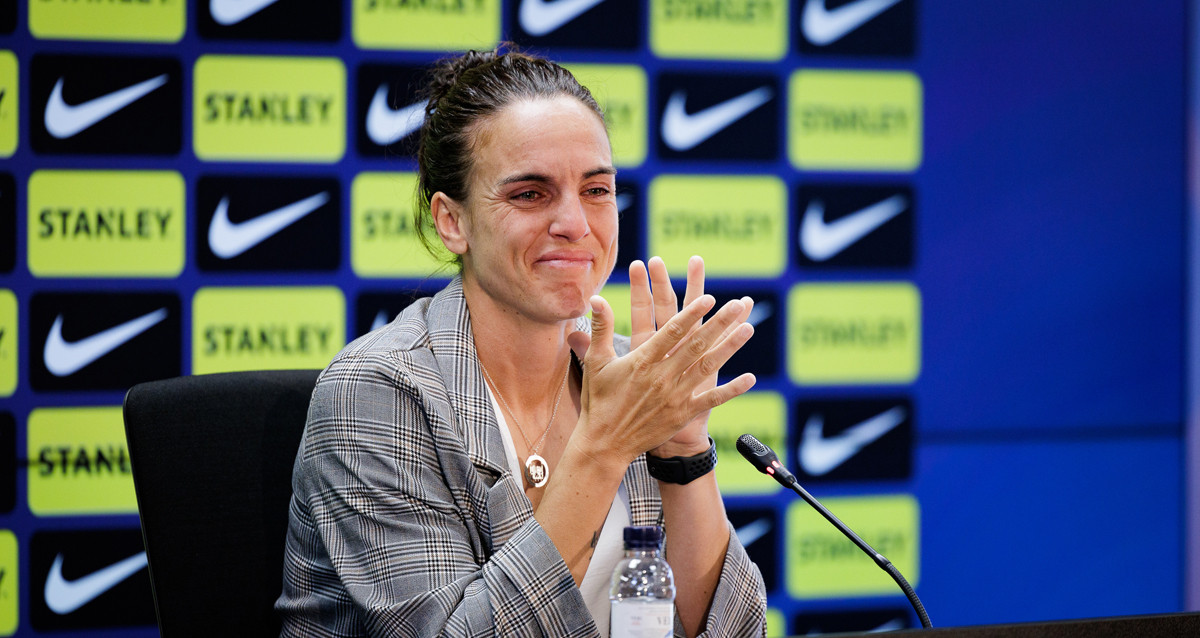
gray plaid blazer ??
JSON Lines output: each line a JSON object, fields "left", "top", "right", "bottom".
{"left": 277, "top": 278, "right": 766, "bottom": 637}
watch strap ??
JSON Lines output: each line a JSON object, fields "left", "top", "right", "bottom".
{"left": 645, "top": 437, "right": 717, "bottom": 485}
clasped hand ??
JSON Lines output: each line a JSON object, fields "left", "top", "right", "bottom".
{"left": 566, "top": 256, "right": 756, "bottom": 465}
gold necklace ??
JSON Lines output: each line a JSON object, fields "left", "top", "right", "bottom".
{"left": 479, "top": 358, "right": 570, "bottom": 488}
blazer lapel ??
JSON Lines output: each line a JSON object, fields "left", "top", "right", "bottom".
{"left": 423, "top": 282, "right": 662, "bottom": 543}
{"left": 425, "top": 277, "right": 510, "bottom": 483}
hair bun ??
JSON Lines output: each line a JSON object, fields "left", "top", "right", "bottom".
{"left": 423, "top": 48, "right": 503, "bottom": 115}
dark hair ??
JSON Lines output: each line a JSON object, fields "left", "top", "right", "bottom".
{"left": 414, "top": 46, "right": 605, "bottom": 266}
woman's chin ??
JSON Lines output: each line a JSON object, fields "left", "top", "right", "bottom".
{"left": 542, "top": 289, "right": 591, "bottom": 322}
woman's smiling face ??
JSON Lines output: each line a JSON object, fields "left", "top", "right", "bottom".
{"left": 450, "top": 95, "right": 618, "bottom": 323}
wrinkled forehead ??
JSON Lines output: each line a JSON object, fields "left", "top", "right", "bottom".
{"left": 464, "top": 96, "right": 614, "bottom": 183}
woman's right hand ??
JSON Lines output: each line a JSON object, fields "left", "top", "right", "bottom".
{"left": 566, "top": 293, "right": 756, "bottom": 465}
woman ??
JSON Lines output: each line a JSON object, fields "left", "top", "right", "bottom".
{"left": 277, "top": 48, "right": 767, "bottom": 637}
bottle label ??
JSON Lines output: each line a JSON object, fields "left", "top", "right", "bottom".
{"left": 609, "top": 601, "right": 673, "bottom": 638}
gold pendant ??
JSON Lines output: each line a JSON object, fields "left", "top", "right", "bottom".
{"left": 525, "top": 454, "right": 549, "bottom": 488}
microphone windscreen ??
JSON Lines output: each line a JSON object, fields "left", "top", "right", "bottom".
{"left": 736, "top": 433, "right": 769, "bottom": 458}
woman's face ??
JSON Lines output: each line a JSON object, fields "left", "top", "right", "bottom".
{"left": 452, "top": 95, "right": 618, "bottom": 324}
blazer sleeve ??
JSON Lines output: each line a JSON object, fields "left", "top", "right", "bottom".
{"left": 277, "top": 350, "right": 597, "bottom": 638}
{"left": 690, "top": 521, "right": 768, "bottom": 638}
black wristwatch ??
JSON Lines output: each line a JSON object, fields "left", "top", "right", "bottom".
{"left": 645, "top": 437, "right": 717, "bottom": 485}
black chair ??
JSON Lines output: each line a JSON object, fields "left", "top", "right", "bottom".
{"left": 123, "top": 369, "right": 321, "bottom": 637}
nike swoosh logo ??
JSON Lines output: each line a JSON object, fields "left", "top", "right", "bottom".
{"left": 615, "top": 193, "right": 634, "bottom": 213}
{"left": 44, "top": 309, "right": 168, "bottom": 377}
{"left": 519, "top": 0, "right": 605, "bottom": 36}
{"left": 661, "top": 86, "right": 773, "bottom": 152}
{"left": 802, "top": 0, "right": 903, "bottom": 46}
{"left": 870, "top": 619, "right": 906, "bottom": 632}
{"left": 799, "top": 194, "right": 907, "bottom": 261}
{"left": 365, "top": 84, "right": 425, "bottom": 146}
{"left": 805, "top": 619, "right": 904, "bottom": 637}
{"left": 210, "top": 0, "right": 282, "bottom": 25}
{"left": 44, "top": 551, "right": 148, "bottom": 614}
{"left": 371, "top": 310, "right": 389, "bottom": 332}
{"left": 747, "top": 300, "right": 774, "bottom": 327}
{"left": 44, "top": 75, "right": 168, "bottom": 139}
{"left": 208, "top": 191, "right": 330, "bottom": 259}
{"left": 800, "top": 406, "right": 906, "bottom": 476}
{"left": 735, "top": 517, "right": 772, "bottom": 548}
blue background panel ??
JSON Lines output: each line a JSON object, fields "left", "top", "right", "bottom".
{"left": 916, "top": 1, "right": 1185, "bottom": 433}
{"left": 915, "top": 434, "right": 1183, "bottom": 625}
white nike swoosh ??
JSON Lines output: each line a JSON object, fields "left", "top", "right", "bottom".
{"left": 661, "top": 86, "right": 773, "bottom": 152}
{"left": 371, "top": 310, "right": 389, "bottom": 332}
{"left": 615, "top": 193, "right": 634, "bottom": 213}
{"left": 800, "top": 406, "right": 906, "bottom": 476}
{"left": 45, "top": 551, "right": 148, "bottom": 615}
{"left": 44, "top": 75, "right": 168, "bottom": 139}
{"left": 366, "top": 84, "right": 425, "bottom": 146}
{"left": 210, "top": 0, "right": 282, "bottom": 25}
{"left": 747, "top": 300, "right": 774, "bottom": 327}
{"left": 869, "top": 619, "right": 906, "bottom": 632}
{"left": 44, "top": 309, "right": 168, "bottom": 377}
{"left": 800, "top": 194, "right": 907, "bottom": 261}
{"left": 519, "top": 0, "right": 605, "bottom": 36}
{"left": 734, "top": 517, "right": 772, "bottom": 547}
{"left": 802, "top": 0, "right": 903, "bottom": 46}
{"left": 208, "top": 191, "right": 330, "bottom": 259}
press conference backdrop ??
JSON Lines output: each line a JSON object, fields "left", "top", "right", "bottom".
{"left": 0, "top": 0, "right": 1188, "bottom": 635}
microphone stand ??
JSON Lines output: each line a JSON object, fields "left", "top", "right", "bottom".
{"left": 737, "top": 434, "right": 932, "bottom": 629}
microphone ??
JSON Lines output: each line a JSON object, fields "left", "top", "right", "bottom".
{"left": 736, "top": 434, "right": 933, "bottom": 629}
{"left": 735, "top": 432, "right": 798, "bottom": 486}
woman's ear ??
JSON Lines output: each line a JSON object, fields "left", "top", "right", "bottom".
{"left": 431, "top": 192, "right": 469, "bottom": 255}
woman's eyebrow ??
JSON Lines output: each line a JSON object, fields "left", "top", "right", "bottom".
{"left": 497, "top": 166, "right": 617, "bottom": 188}
{"left": 497, "top": 173, "right": 550, "bottom": 187}
{"left": 584, "top": 166, "right": 618, "bottom": 178}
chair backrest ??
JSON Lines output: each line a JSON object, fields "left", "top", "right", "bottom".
{"left": 123, "top": 369, "right": 320, "bottom": 638}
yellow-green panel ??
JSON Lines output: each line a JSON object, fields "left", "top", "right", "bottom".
{"left": 765, "top": 607, "right": 786, "bottom": 638}
{"left": 0, "top": 291, "right": 14, "bottom": 397}
{"left": 649, "top": 175, "right": 787, "bottom": 278}
{"left": 598, "top": 284, "right": 634, "bottom": 340}
{"left": 787, "top": 494, "right": 920, "bottom": 598}
{"left": 650, "top": 0, "right": 787, "bottom": 60}
{"left": 788, "top": 282, "right": 921, "bottom": 385}
{"left": 27, "top": 170, "right": 185, "bottom": 278}
{"left": 352, "top": 172, "right": 453, "bottom": 278}
{"left": 564, "top": 64, "right": 648, "bottom": 167}
{"left": 0, "top": 51, "right": 16, "bottom": 158}
{"left": 192, "top": 287, "right": 346, "bottom": 374}
{"left": 353, "top": 0, "right": 500, "bottom": 50}
{"left": 0, "top": 530, "right": 15, "bottom": 635}
{"left": 712, "top": 391, "right": 785, "bottom": 495}
{"left": 194, "top": 55, "right": 346, "bottom": 163}
{"left": 27, "top": 407, "right": 138, "bottom": 516}
{"left": 29, "top": 0, "right": 185, "bottom": 43}
{"left": 789, "top": 69, "right": 923, "bottom": 172}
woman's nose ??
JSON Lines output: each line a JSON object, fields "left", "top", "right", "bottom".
{"left": 549, "top": 194, "right": 590, "bottom": 241}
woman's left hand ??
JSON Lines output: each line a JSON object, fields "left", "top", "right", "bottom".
{"left": 630, "top": 256, "right": 753, "bottom": 457}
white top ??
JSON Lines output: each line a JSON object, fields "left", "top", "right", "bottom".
{"left": 487, "top": 389, "right": 631, "bottom": 637}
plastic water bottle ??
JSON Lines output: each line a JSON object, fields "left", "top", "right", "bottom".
{"left": 609, "top": 525, "right": 675, "bottom": 638}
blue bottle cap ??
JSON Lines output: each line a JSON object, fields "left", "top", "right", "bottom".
{"left": 623, "top": 525, "right": 663, "bottom": 549}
